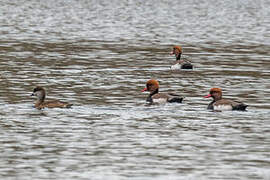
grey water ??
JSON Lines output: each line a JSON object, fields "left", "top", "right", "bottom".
{"left": 0, "top": 0, "right": 270, "bottom": 179}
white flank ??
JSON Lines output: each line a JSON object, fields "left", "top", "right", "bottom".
{"left": 153, "top": 98, "right": 167, "bottom": 104}
{"left": 213, "top": 104, "right": 232, "bottom": 111}
{"left": 170, "top": 63, "right": 181, "bottom": 70}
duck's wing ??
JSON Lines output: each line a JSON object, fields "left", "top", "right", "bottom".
{"left": 152, "top": 93, "right": 170, "bottom": 99}
{"left": 181, "top": 55, "right": 192, "bottom": 63}
{"left": 168, "top": 97, "right": 183, "bottom": 103}
{"left": 230, "top": 100, "right": 248, "bottom": 111}
{"left": 150, "top": 93, "right": 169, "bottom": 104}
{"left": 42, "top": 100, "right": 73, "bottom": 108}
{"left": 214, "top": 99, "right": 247, "bottom": 111}
{"left": 167, "top": 93, "right": 183, "bottom": 103}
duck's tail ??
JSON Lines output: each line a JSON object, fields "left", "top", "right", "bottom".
{"left": 181, "top": 63, "right": 193, "bottom": 69}
{"left": 168, "top": 97, "right": 183, "bottom": 103}
{"left": 232, "top": 104, "right": 248, "bottom": 111}
{"left": 65, "top": 103, "right": 73, "bottom": 108}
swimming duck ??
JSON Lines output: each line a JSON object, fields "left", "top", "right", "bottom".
{"left": 170, "top": 45, "right": 193, "bottom": 70}
{"left": 204, "top": 88, "right": 248, "bottom": 111}
{"left": 141, "top": 79, "right": 183, "bottom": 104}
{"left": 31, "top": 86, "right": 73, "bottom": 109}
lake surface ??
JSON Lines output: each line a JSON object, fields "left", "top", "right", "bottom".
{"left": 0, "top": 0, "right": 270, "bottom": 179}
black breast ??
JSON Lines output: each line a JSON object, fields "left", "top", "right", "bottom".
{"left": 207, "top": 101, "right": 215, "bottom": 110}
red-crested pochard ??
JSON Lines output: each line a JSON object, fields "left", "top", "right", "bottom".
{"left": 170, "top": 45, "right": 193, "bottom": 70}
{"left": 31, "top": 86, "right": 73, "bottom": 109}
{"left": 141, "top": 79, "right": 183, "bottom": 104}
{"left": 204, "top": 88, "right": 248, "bottom": 111}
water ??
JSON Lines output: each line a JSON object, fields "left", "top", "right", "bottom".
{"left": 0, "top": 0, "right": 270, "bottom": 179}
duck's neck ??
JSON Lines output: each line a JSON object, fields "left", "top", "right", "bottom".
{"left": 36, "top": 93, "right": 45, "bottom": 106}
{"left": 150, "top": 88, "right": 159, "bottom": 97}
{"left": 35, "top": 100, "right": 43, "bottom": 108}
{"left": 147, "top": 88, "right": 159, "bottom": 103}
{"left": 176, "top": 53, "right": 182, "bottom": 60}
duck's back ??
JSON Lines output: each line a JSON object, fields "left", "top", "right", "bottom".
{"left": 151, "top": 93, "right": 183, "bottom": 103}
{"left": 39, "top": 100, "right": 73, "bottom": 108}
{"left": 213, "top": 99, "right": 247, "bottom": 111}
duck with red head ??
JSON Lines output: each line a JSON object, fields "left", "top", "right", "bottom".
{"left": 204, "top": 88, "right": 248, "bottom": 111}
{"left": 31, "top": 86, "right": 73, "bottom": 109}
{"left": 141, "top": 79, "right": 183, "bottom": 104}
{"left": 170, "top": 45, "right": 193, "bottom": 70}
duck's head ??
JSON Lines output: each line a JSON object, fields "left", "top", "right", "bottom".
{"left": 141, "top": 79, "right": 159, "bottom": 93}
{"left": 204, "top": 88, "right": 222, "bottom": 100}
{"left": 31, "top": 86, "right": 46, "bottom": 101}
{"left": 170, "top": 45, "right": 182, "bottom": 57}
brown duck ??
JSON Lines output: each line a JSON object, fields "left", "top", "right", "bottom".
{"left": 31, "top": 86, "right": 73, "bottom": 109}
{"left": 141, "top": 79, "right": 183, "bottom": 104}
{"left": 170, "top": 45, "right": 193, "bottom": 69}
{"left": 204, "top": 88, "right": 248, "bottom": 111}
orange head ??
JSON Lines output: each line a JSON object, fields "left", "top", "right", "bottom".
{"left": 204, "top": 88, "right": 222, "bottom": 100}
{"left": 141, "top": 79, "right": 159, "bottom": 93}
{"left": 170, "top": 45, "right": 182, "bottom": 56}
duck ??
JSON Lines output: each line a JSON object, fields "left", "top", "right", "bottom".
{"left": 170, "top": 45, "right": 193, "bottom": 70}
{"left": 204, "top": 88, "right": 248, "bottom": 111}
{"left": 31, "top": 86, "right": 73, "bottom": 109}
{"left": 141, "top": 79, "right": 183, "bottom": 104}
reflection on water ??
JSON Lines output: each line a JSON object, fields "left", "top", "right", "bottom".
{"left": 0, "top": 0, "right": 270, "bottom": 179}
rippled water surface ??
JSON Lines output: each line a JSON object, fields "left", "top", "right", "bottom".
{"left": 0, "top": 0, "right": 270, "bottom": 179}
